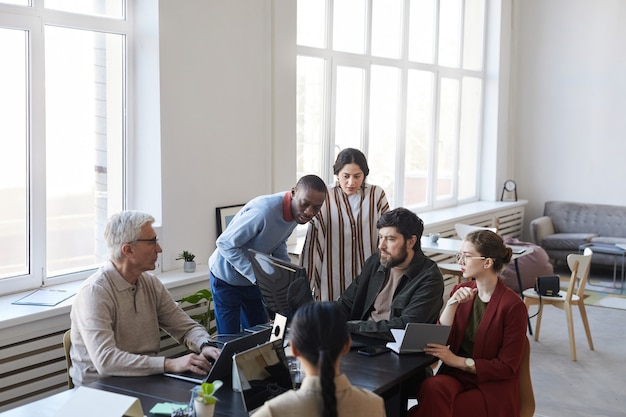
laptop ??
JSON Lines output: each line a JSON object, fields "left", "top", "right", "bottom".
{"left": 232, "top": 339, "right": 293, "bottom": 415}
{"left": 164, "top": 327, "right": 271, "bottom": 384}
{"left": 385, "top": 323, "right": 451, "bottom": 354}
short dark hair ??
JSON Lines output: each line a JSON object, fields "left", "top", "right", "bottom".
{"left": 376, "top": 207, "right": 424, "bottom": 250}
{"left": 295, "top": 174, "right": 327, "bottom": 193}
{"left": 290, "top": 302, "right": 349, "bottom": 417}
{"left": 333, "top": 148, "right": 370, "bottom": 178}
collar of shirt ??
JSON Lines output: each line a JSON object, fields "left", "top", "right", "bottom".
{"left": 282, "top": 192, "right": 294, "bottom": 222}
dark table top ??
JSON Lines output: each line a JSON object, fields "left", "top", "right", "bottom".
{"left": 0, "top": 345, "right": 434, "bottom": 417}
{"left": 89, "top": 348, "right": 434, "bottom": 416}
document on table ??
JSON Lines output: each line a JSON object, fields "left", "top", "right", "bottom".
{"left": 11, "top": 289, "right": 75, "bottom": 306}
{"left": 53, "top": 386, "right": 144, "bottom": 417}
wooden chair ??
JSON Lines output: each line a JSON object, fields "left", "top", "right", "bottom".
{"left": 519, "top": 337, "right": 535, "bottom": 417}
{"left": 522, "top": 248, "right": 594, "bottom": 361}
{"left": 438, "top": 224, "right": 498, "bottom": 284}
{"left": 63, "top": 329, "right": 74, "bottom": 389}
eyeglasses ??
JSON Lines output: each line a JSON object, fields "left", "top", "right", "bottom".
{"left": 455, "top": 252, "right": 487, "bottom": 264}
{"left": 128, "top": 236, "right": 159, "bottom": 245}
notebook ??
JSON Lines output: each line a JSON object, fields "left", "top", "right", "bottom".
{"left": 232, "top": 339, "right": 293, "bottom": 415}
{"left": 385, "top": 323, "right": 451, "bottom": 354}
{"left": 164, "top": 327, "right": 271, "bottom": 384}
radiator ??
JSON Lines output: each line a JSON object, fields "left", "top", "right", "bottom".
{"left": 0, "top": 297, "right": 213, "bottom": 412}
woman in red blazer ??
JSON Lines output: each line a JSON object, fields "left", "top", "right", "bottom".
{"left": 408, "top": 230, "right": 528, "bottom": 417}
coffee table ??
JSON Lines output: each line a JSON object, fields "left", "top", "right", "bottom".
{"left": 579, "top": 243, "right": 625, "bottom": 293}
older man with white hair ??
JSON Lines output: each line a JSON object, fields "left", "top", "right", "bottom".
{"left": 69, "top": 210, "right": 220, "bottom": 386}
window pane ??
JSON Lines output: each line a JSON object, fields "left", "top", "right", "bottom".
{"left": 45, "top": 0, "right": 124, "bottom": 19}
{"left": 0, "top": 0, "right": 28, "bottom": 5}
{"left": 333, "top": 0, "right": 366, "bottom": 54}
{"left": 408, "top": 0, "right": 436, "bottom": 63}
{"left": 371, "top": 0, "right": 403, "bottom": 59}
{"left": 458, "top": 77, "right": 482, "bottom": 199}
{"left": 463, "top": 0, "right": 485, "bottom": 70}
{"left": 45, "top": 26, "right": 124, "bottom": 277}
{"left": 297, "top": 56, "right": 326, "bottom": 179}
{"left": 335, "top": 66, "right": 364, "bottom": 152}
{"left": 405, "top": 70, "right": 434, "bottom": 208}
{"left": 436, "top": 78, "right": 460, "bottom": 201}
{"left": 368, "top": 65, "right": 399, "bottom": 203}
{"left": 0, "top": 28, "right": 28, "bottom": 279}
{"left": 438, "top": 0, "right": 462, "bottom": 67}
{"left": 297, "top": 0, "right": 326, "bottom": 48}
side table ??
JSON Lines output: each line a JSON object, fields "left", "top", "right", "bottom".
{"left": 578, "top": 243, "right": 625, "bottom": 293}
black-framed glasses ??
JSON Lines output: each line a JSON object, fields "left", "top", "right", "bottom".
{"left": 128, "top": 236, "right": 159, "bottom": 245}
{"left": 455, "top": 252, "right": 486, "bottom": 264}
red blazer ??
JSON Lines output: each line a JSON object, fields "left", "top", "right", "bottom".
{"left": 440, "top": 279, "right": 528, "bottom": 417}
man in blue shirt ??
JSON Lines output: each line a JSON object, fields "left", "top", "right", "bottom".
{"left": 209, "top": 175, "right": 327, "bottom": 334}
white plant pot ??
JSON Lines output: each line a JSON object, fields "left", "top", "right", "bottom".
{"left": 184, "top": 261, "right": 196, "bottom": 273}
{"left": 194, "top": 399, "right": 215, "bottom": 417}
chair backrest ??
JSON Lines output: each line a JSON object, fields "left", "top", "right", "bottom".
{"left": 519, "top": 337, "right": 535, "bottom": 417}
{"left": 455, "top": 223, "right": 497, "bottom": 239}
{"left": 566, "top": 248, "right": 593, "bottom": 299}
{"left": 63, "top": 329, "right": 74, "bottom": 389}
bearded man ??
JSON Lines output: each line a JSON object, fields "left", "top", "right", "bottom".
{"left": 336, "top": 208, "right": 444, "bottom": 341}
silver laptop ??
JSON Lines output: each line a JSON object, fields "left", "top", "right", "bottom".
{"left": 164, "top": 327, "right": 271, "bottom": 384}
{"left": 386, "top": 323, "right": 451, "bottom": 354}
{"left": 232, "top": 339, "right": 293, "bottom": 415}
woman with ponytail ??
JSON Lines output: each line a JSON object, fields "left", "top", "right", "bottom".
{"left": 253, "top": 302, "right": 385, "bottom": 417}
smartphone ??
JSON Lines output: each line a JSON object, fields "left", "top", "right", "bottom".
{"left": 357, "top": 346, "right": 391, "bottom": 357}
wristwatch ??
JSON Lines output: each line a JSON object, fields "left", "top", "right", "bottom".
{"left": 464, "top": 357, "right": 475, "bottom": 370}
{"left": 199, "top": 339, "right": 213, "bottom": 352}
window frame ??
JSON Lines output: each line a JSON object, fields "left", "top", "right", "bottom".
{"left": 0, "top": 2, "right": 133, "bottom": 295}
{"left": 296, "top": 0, "right": 489, "bottom": 211}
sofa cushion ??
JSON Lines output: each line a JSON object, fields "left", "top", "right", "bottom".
{"left": 544, "top": 201, "right": 626, "bottom": 237}
{"left": 541, "top": 233, "right": 597, "bottom": 250}
{"left": 590, "top": 236, "right": 626, "bottom": 245}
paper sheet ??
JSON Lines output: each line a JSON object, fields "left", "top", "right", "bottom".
{"left": 12, "top": 289, "right": 75, "bottom": 306}
{"left": 53, "top": 386, "right": 144, "bottom": 417}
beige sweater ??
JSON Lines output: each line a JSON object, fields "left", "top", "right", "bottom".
{"left": 252, "top": 374, "right": 386, "bottom": 417}
{"left": 69, "top": 261, "right": 210, "bottom": 386}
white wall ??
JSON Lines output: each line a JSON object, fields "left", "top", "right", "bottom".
{"left": 151, "top": 0, "right": 626, "bottom": 269}
{"left": 512, "top": 0, "right": 626, "bottom": 235}
{"left": 153, "top": 0, "right": 296, "bottom": 271}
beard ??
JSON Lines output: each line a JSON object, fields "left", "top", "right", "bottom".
{"left": 379, "top": 246, "right": 408, "bottom": 269}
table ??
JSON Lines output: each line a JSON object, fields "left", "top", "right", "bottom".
{"left": 580, "top": 243, "right": 625, "bottom": 293}
{"left": 0, "top": 349, "right": 434, "bottom": 417}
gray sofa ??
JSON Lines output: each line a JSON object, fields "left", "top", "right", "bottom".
{"left": 530, "top": 201, "right": 626, "bottom": 266}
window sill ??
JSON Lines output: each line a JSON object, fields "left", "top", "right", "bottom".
{"left": 0, "top": 265, "right": 210, "bottom": 332}
{"left": 287, "top": 200, "right": 528, "bottom": 257}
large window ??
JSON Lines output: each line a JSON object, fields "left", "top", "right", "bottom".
{"left": 297, "top": 0, "right": 486, "bottom": 210}
{"left": 0, "top": 0, "right": 128, "bottom": 294}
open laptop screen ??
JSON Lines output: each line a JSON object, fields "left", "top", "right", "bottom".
{"left": 248, "top": 249, "right": 313, "bottom": 315}
{"left": 233, "top": 339, "right": 293, "bottom": 414}
{"left": 163, "top": 328, "right": 271, "bottom": 384}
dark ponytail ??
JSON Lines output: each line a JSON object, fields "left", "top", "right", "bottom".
{"left": 290, "top": 302, "right": 349, "bottom": 417}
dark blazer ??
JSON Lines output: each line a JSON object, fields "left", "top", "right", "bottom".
{"left": 337, "top": 249, "right": 444, "bottom": 341}
{"left": 440, "top": 279, "right": 528, "bottom": 417}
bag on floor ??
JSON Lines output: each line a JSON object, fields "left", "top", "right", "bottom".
{"left": 534, "top": 275, "right": 561, "bottom": 297}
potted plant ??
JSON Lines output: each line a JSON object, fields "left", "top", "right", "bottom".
{"left": 192, "top": 380, "right": 222, "bottom": 417}
{"left": 176, "top": 250, "right": 196, "bottom": 273}
{"left": 179, "top": 289, "right": 216, "bottom": 335}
